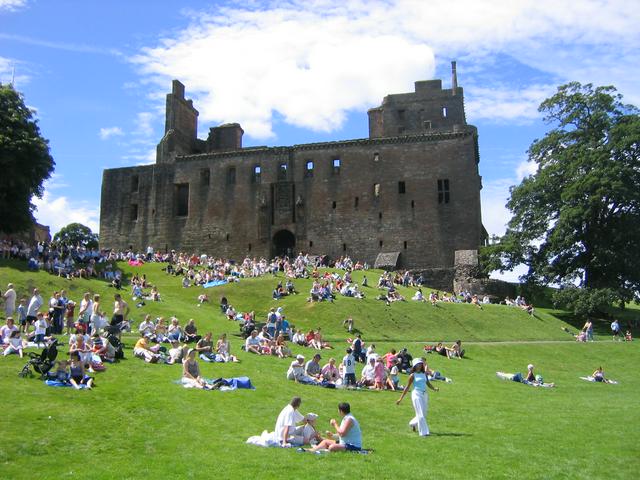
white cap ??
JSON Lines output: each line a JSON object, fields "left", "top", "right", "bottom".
{"left": 412, "top": 358, "right": 424, "bottom": 367}
{"left": 296, "top": 354, "right": 305, "bottom": 360}
{"left": 305, "top": 412, "right": 318, "bottom": 421}
{"left": 527, "top": 364, "right": 534, "bottom": 370}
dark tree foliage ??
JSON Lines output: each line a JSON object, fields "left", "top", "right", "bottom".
{"left": 0, "top": 83, "right": 55, "bottom": 233}
{"left": 482, "top": 82, "right": 640, "bottom": 308}
{"left": 53, "top": 223, "right": 99, "bottom": 249}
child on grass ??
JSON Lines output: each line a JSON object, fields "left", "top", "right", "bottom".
{"left": 3, "top": 330, "right": 24, "bottom": 357}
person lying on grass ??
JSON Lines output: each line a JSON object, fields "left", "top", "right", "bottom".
{"left": 496, "top": 364, "right": 555, "bottom": 387}
{"left": 309, "top": 402, "right": 362, "bottom": 452}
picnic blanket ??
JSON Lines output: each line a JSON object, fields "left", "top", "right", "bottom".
{"left": 128, "top": 259, "right": 144, "bottom": 266}
{"left": 203, "top": 279, "right": 228, "bottom": 288}
{"left": 45, "top": 379, "right": 89, "bottom": 389}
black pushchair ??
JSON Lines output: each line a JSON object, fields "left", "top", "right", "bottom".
{"left": 104, "top": 325, "right": 125, "bottom": 360}
{"left": 19, "top": 339, "right": 59, "bottom": 378}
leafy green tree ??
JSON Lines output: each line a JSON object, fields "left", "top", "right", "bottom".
{"left": 0, "top": 83, "right": 55, "bottom": 233}
{"left": 484, "top": 82, "right": 640, "bottom": 307}
{"left": 53, "top": 223, "right": 99, "bottom": 249}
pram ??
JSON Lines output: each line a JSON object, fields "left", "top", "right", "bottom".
{"left": 19, "top": 339, "right": 59, "bottom": 378}
{"left": 104, "top": 325, "right": 125, "bottom": 360}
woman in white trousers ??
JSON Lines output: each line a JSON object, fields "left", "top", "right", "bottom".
{"left": 396, "top": 358, "right": 439, "bottom": 436}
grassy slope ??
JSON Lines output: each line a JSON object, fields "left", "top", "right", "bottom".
{"left": 0, "top": 261, "right": 639, "bottom": 479}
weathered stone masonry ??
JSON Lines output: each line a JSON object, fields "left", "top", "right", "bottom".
{"left": 100, "top": 62, "right": 486, "bottom": 272}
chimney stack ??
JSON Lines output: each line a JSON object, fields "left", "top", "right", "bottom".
{"left": 451, "top": 60, "right": 458, "bottom": 95}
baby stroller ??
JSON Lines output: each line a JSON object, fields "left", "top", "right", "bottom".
{"left": 104, "top": 325, "right": 125, "bottom": 360}
{"left": 19, "top": 339, "right": 59, "bottom": 378}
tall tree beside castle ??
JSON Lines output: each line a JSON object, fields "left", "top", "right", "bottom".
{"left": 0, "top": 83, "right": 55, "bottom": 234}
{"left": 483, "top": 82, "right": 640, "bottom": 310}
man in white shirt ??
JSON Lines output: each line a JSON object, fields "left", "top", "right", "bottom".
{"left": 274, "top": 397, "right": 304, "bottom": 447}
{"left": 138, "top": 315, "right": 156, "bottom": 337}
{"left": 26, "top": 288, "right": 43, "bottom": 324}
{"left": 342, "top": 348, "right": 357, "bottom": 387}
{"left": 245, "top": 330, "right": 262, "bottom": 354}
{"left": 359, "top": 356, "right": 376, "bottom": 387}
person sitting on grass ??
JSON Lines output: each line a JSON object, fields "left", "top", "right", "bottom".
{"left": 292, "top": 329, "right": 306, "bottom": 346}
{"left": 448, "top": 340, "right": 465, "bottom": 359}
{"left": 591, "top": 366, "right": 616, "bottom": 384}
{"left": 624, "top": 330, "right": 633, "bottom": 341}
{"left": 293, "top": 413, "right": 322, "bottom": 447}
{"left": 167, "top": 317, "right": 183, "bottom": 342}
{"left": 245, "top": 330, "right": 263, "bottom": 355}
{"left": 184, "top": 319, "right": 201, "bottom": 343}
{"left": 321, "top": 358, "right": 340, "bottom": 384}
{"left": 287, "top": 355, "right": 319, "bottom": 384}
{"left": 69, "top": 352, "right": 93, "bottom": 390}
{"left": 309, "top": 402, "right": 362, "bottom": 452}
{"left": 181, "top": 349, "right": 210, "bottom": 389}
{"left": 305, "top": 353, "right": 323, "bottom": 381}
{"left": 274, "top": 334, "right": 291, "bottom": 358}
{"left": 358, "top": 356, "right": 376, "bottom": 388}
{"left": 216, "top": 333, "right": 239, "bottom": 362}
{"left": 275, "top": 397, "right": 304, "bottom": 447}
{"left": 133, "top": 332, "right": 161, "bottom": 363}
{"left": 196, "top": 332, "right": 216, "bottom": 361}
{"left": 3, "top": 330, "right": 24, "bottom": 358}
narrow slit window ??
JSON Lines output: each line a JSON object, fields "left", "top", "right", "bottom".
{"left": 398, "top": 181, "right": 406, "bottom": 194}
{"left": 309, "top": 241, "right": 313, "bottom": 248}
{"left": 248, "top": 243, "right": 252, "bottom": 251}
{"left": 226, "top": 233, "right": 230, "bottom": 241}
{"left": 130, "top": 204, "right": 138, "bottom": 221}
{"left": 442, "top": 106, "right": 448, "bottom": 118}
{"left": 438, "top": 179, "right": 450, "bottom": 204}
{"left": 404, "top": 241, "right": 408, "bottom": 249}
{"left": 354, "top": 197, "right": 359, "bottom": 208}
{"left": 379, "top": 240, "right": 383, "bottom": 248}
{"left": 332, "top": 201, "right": 336, "bottom": 209}
{"left": 378, "top": 212, "right": 382, "bottom": 220}
{"left": 342, "top": 243, "right": 347, "bottom": 252}
{"left": 373, "top": 152, "right": 379, "bottom": 162}
{"left": 411, "top": 200, "right": 415, "bottom": 209}
{"left": 373, "top": 183, "right": 380, "bottom": 197}
{"left": 305, "top": 161, "right": 314, "bottom": 177}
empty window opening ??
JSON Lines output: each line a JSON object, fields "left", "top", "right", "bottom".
{"left": 438, "top": 179, "right": 450, "bottom": 204}
{"left": 131, "top": 175, "right": 139, "bottom": 192}
{"left": 278, "top": 163, "right": 287, "bottom": 180}
{"left": 378, "top": 212, "right": 382, "bottom": 220}
{"left": 404, "top": 241, "right": 408, "bottom": 249}
{"left": 379, "top": 240, "right": 383, "bottom": 248}
{"left": 373, "top": 183, "right": 380, "bottom": 197}
{"left": 305, "top": 161, "right": 314, "bottom": 177}
{"left": 253, "top": 165, "right": 261, "bottom": 183}
{"left": 332, "top": 158, "right": 341, "bottom": 174}
{"left": 200, "top": 168, "right": 210, "bottom": 186}
{"left": 411, "top": 200, "right": 415, "bottom": 209}
{"left": 397, "top": 109, "right": 405, "bottom": 121}
{"left": 208, "top": 234, "right": 211, "bottom": 239}
{"left": 398, "top": 181, "right": 406, "bottom": 194}
{"left": 227, "top": 167, "right": 236, "bottom": 185}
{"left": 442, "top": 106, "right": 448, "bottom": 118}
{"left": 423, "top": 120, "right": 432, "bottom": 130}
{"left": 309, "top": 241, "right": 313, "bottom": 248}
{"left": 354, "top": 196, "right": 359, "bottom": 208}
{"left": 342, "top": 243, "right": 347, "bottom": 252}
{"left": 226, "top": 233, "right": 230, "bottom": 241}
{"left": 373, "top": 152, "right": 379, "bottom": 162}
{"left": 248, "top": 243, "right": 252, "bottom": 251}
{"left": 175, "top": 184, "right": 189, "bottom": 217}
{"left": 130, "top": 204, "right": 138, "bottom": 222}
{"left": 332, "top": 201, "right": 336, "bottom": 209}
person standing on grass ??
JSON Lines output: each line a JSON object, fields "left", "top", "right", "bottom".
{"left": 396, "top": 358, "right": 439, "bottom": 436}
{"left": 3, "top": 283, "right": 16, "bottom": 317}
{"left": 26, "top": 288, "right": 43, "bottom": 328}
{"left": 611, "top": 319, "right": 621, "bottom": 341}
{"left": 112, "top": 293, "right": 129, "bottom": 327}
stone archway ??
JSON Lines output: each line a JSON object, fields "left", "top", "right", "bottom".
{"left": 272, "top": 229, "right": 296, "bottom": 258}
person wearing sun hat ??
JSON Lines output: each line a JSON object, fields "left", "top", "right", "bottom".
{"left": 396, "top": 357, "right": 439, "bottom": 436}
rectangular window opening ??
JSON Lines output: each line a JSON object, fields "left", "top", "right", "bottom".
{"left": 438, "top": 178, "right": 450, "bottom": 204}
{"left": 423, "top": 120, "right": 432, "bottom": 130}
{"left": 131, "top": 175, "right": 139, "bottom": 192}
{"left": 378, "top": 211, "right": 382, "bottom": 220}
{"left": 398, "top": 181, "right": 406, "bottom": 194}
{"left": 342, "top": 243, "right": 347, "bottom": 252}
{"left": 354, "top": 196, "right": 359, "bottom": 208}
{"left": 305, "top": 160, "right": 314, "bottom": 177}
{"left": 332, "top": 158, "right": 341, "bottom": 174}
{"left": 379, "top": 240, "right": 383, "bottom": 248}
{"left": 175, "top": 184, "right": 189, "bottom": 217}
{"left": 253, "top": 165, "right": 261, "bottom": 183}
{"left": 373, "top": 183, "right": 380, "bottom": 197}
{"left": 373, "top": 152, "right": 379, "bottom": 162}
{"left": 130, "top": 204, "right": 138, "bottom": 222}
{"left": 332, "top": 201, "right": 336, "bottom": 209}
{"left": 411, "top": 200, "right": 415, "bottom": 209}
{"left": 278, "top": 163, "right": 287, "bottom": 180}
{"left": 309, "top": 241, "right": 313, "bottom": 248}
{"left": 442, "top": 106, "right": 448, "bottom": 118}
{"left": 404, "top": 241, "right": 408, "bottom": 249}
{"left": 226, "top": 233, "right": 230, "bottom": 241}
{"left": 248, "top": 243, "right": 252, "bottom": 251}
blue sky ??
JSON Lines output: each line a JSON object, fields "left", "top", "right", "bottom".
{"left": 1, "top": 0, "right": 639, "bottom": 278}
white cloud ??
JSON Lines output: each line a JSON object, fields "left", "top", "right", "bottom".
{"left": 121, "top": 148, "right": 156, "bottom": 165}
{"left": 32, "top": 190, "right": 99, "bottom": 236}
{"left": 131, "top": 0, "right": 640, "bottom": 139}
{"left": 99, "top": 126, "right": 124, "bottom": 140}
{"left": 515, "top": 159, "right": 537, "bottom": 180}
{"left": 0, "top": 0, "right": 27, "bottom": 12}
{"left": 134, "top": 112, "right": 155, "bottom": 138}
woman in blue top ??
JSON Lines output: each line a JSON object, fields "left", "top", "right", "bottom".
{"left": 396, "top": 358, "right": 439, "bottom": 436}
{"left": 310, "top": 402, "right": 362, "bottom": 452}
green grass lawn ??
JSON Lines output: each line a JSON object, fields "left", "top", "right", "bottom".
{"left": 1, "top": 261, "right": 639, "bottom": 479}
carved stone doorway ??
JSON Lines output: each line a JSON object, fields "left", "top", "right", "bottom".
{"left": 273, "top": 229, "right": 296, "bottom": 258}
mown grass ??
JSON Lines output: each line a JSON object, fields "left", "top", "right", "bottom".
{"left": 0, "top": 260, "right": 638, "bottom": 479}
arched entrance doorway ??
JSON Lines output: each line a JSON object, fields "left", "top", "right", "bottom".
{"left": 273, "top": 229, "right": 296, "bottom": 258}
